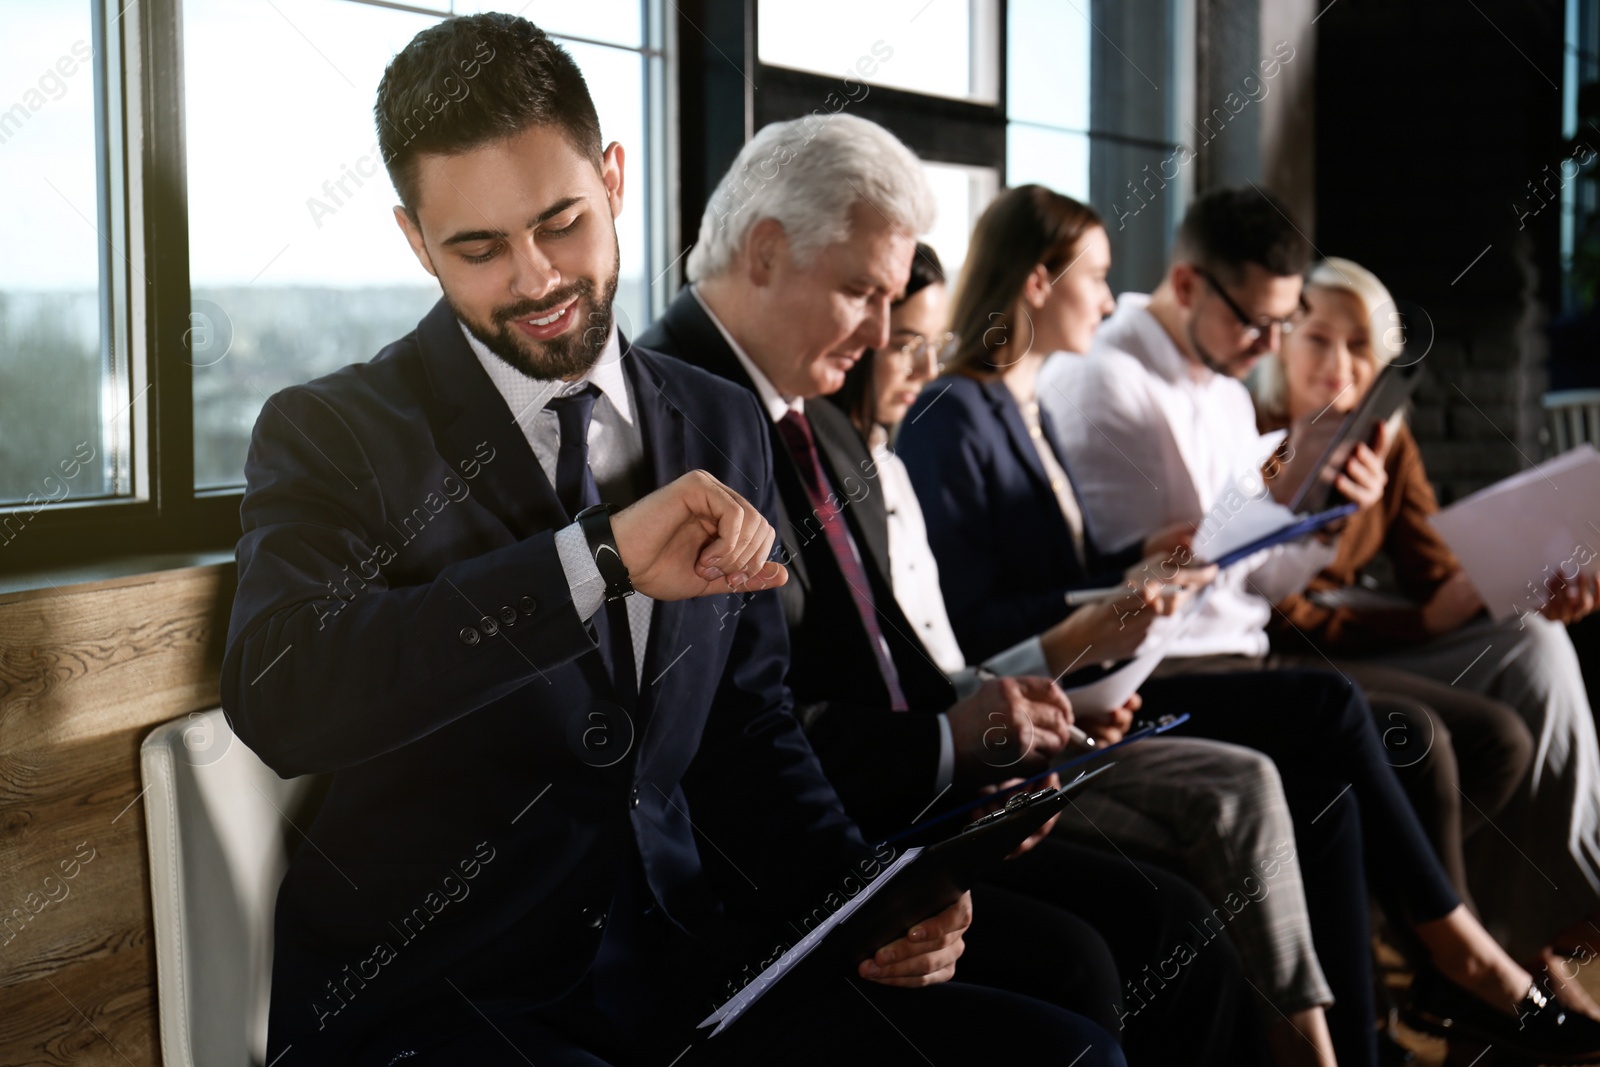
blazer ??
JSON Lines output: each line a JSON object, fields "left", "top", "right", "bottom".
{"left": 896, "top": 373, "right": 1141, "bottom": 663}
{"left": 1256, "top": 415, "right": 1461, "bottom": 654}
{"left": 221, "top": 296, "right": 869, "bottom": 1060}
{"left": 638, "top": 290, "right": 958, "bottom": 836}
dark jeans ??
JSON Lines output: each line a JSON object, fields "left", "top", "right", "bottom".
{"left": 1142, "top": 662, "right": 1464, "bottom": 1067}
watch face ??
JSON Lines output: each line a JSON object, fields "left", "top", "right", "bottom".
{"left": 579, "top": 504, "right": 633, "bottom": 600}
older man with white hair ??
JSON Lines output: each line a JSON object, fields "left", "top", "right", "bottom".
{"left": 641, "top": 113, "right": 1281, "bottom": 1067}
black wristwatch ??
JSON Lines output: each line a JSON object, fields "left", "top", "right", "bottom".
{"left": 575, "top": 503, "right": 634, "bottom": 602}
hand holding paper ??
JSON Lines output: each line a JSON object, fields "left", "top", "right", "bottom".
{"left": 1540, "top": 569, "right": 1600, "bottom": 625}
{"left": 1428, "top": 444, "right": 1600, "bottom": 621}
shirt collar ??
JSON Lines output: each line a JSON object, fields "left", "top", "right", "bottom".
{"left": 458, "top": 319, "right": 632, "bottom": 428}
{"left": 867, "top": 422, "right": 889, "bottom": 454}
{"left": 1098, "top": 291, "right": 1199, "bottom": 386}
{"left": 690, "top": 285, "right": 803, "bottom": 423}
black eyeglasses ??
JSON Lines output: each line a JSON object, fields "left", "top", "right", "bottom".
{"left": 1195, "top": 267, "right": 1309, "bottom": 343}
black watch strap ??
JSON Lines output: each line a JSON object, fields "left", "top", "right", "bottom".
{"left": 575, "top": 503, "right": 634, "bottom": 602}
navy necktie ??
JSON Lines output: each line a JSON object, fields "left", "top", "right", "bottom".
{"left": 548, "top": 386, "right": 637, "bottom": 709}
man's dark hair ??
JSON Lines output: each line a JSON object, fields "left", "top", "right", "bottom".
{"left": 1171, "top": 185, "right": 1312, "bottom": 284}
{"left": 375, "top": 13, "right": 604, "bottom": 219}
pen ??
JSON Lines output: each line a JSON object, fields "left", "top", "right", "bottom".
{"left": 1064, "top": 582, "right": 1188, "bottom": 607}
{"left": 974, "top": 667, "right": 1095, "bottom": 749}
{"left": 1063, "top": 585, "right": 1127, "bottom": 607}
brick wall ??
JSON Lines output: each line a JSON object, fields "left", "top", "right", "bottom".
{"left": 1313, "top": 0, "right": 1566, "bottom": 503}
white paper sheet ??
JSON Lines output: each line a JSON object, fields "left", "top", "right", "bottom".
{"left": 1063, "top": 586, "right": 1213, "bottom": 718}
{"left": 1428, "top": 444, "right": 1600, "bottom": 621}
{"left": 1195, "top": 494, "right": 1304, "bottom": 565}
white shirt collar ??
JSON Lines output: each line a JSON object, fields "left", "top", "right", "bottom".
{"left": 458, "top": 319, "right": 633, "bottom": 429}
{"left": 689, "top": 285, "right": 803, "bottom": 423}
{"left": 1096, "top": 291, "right": 1203, "bottom": 387}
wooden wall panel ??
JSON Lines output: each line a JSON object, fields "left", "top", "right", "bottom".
{"left": 0, "top": 562, "right": 235, "bottom": 1066}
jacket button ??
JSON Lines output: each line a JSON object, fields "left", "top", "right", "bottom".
{"left": 581, "top": 906, "right": 605, "bottom": 930}
{"left": 520, "top": 595, "right": 537, "bottom": 614}
{"left": 458, "top": 626, "right": 480, "bottom": 646}
{"left": 499, "top": 605, "right": 518, "bottom": 627}
{"left": 630, "top": 788, "right": 641, "bottom": 809}
{"left": 479, "top": 615, "right": 499, "bottom": 636}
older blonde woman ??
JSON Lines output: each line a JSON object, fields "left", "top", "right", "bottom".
{"left": 1255, "top": 256, "right": 1600, "bottom": 1018}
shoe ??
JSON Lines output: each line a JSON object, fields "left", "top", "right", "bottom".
{"left": 1401, "top": 966, "right": 1600, "bottom": 1064}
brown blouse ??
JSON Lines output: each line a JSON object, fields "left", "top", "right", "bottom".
{"left": 1256, "top": 410, "right": 1462, "bottom": 654}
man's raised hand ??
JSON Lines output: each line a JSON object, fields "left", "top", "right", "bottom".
{"left": 610, "top": 470, "right": 788, "bottom": 601}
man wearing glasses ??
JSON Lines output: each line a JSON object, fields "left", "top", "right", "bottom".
{"left": 1040, "top": 183, "right": 1384, "bottom": 621}
{"left": 1038, "top": 186, "right": 1401, "bottom": 1063}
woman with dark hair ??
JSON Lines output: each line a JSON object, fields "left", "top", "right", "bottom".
{"left": 896, "top": 184, "right": 1600, "bottom": 1067}
{"left": 828, "top": 245, "right": 965, "bottom": 669}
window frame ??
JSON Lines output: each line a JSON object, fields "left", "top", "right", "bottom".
{"left": 753, "top": 2, "right": 1009, "bottom": 182}
{"left": 1, "top": 0, "right": 675, "bottom": 573}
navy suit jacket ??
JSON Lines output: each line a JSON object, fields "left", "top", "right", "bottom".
{"left": 639, "top": 290, "right": 958, "bottom": 838}
{"left": 221, "top": 296, "right": 869, "bottom": 1060}
{"left": 896, "top": 373, "right": 1142, "bottom": 663}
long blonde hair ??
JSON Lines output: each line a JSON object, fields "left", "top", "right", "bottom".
{"left": 1253, "top": 256, "right": 1405, "bottom": 421}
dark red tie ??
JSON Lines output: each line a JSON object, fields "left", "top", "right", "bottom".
{"left": 775, "top": 409, "right": 909, "bottom": 711}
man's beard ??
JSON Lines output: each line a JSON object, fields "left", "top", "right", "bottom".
{"left": 1187, "top": 319, "right": 1254, "bottom": 379}
{"left": 449, "top": 252, "right": 620, "bottom": 382}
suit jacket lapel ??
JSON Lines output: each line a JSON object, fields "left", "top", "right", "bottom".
{"left": 625, "top": 343, "right": 691, "bottom": 768}
{"left": 414, "top": 297, "right": 567, "bottom": 539}
{"left": 654, "top": 290, "right": 812, "bottom": 593}
{"left": 1036, "top": 401, "right": 1105, "bottom": 564}
{"left": 808, "top": 401, "right": 890, "bottom": 584}
{"left": 983, "top": 377, "right": 1056, "bottom": 501}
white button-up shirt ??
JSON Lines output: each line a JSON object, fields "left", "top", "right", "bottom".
{"left": 1039, "top": 293, "right": 1335, "bottom": 658}
{"left": 461, "top": 320, "right": 653, "bottom": 685}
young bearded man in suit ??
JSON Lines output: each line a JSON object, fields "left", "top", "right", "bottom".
{"left": 220, "top": 15, "right": 1123, "bottom": 1067}
{"left": 638, "top": 113, "right": 1271, "bottom": 1067}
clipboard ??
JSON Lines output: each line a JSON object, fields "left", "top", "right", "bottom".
{"left": 881, "top": 713, "right": 1191, "bottom": 848}
{"left": 698, "top": 770, "right": 1105, "bottom": 1039}
{"left": 1287, "top": 358, "right": 1423, "bottom": 514}
{"left": 1201, "top": 503, "right": 1357, "bottom": 569}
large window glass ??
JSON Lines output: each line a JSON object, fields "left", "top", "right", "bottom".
{"left": 921, "top": 160, "right": 999, "bottom": 281}
{"left": 757, "top": 0, "right": 999, "bottom": 104}
{"left": 0, "top": 3, "right": 126, "bottom": 516}
{"left": 185, "top": 0, "right": 657, "bottom": 489}
{"left": 1006, "top": 0, "right": 1189, "bottom": 294}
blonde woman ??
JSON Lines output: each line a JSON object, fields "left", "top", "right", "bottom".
{"left": 1256, "top": 256, "right": 1600, "bottom": 1019}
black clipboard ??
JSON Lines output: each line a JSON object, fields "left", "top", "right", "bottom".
{"left": 698, "top": 767, "right": 1111, "bottom": 1039}
{"left": 1287, "top": 358, "right": 1423, "bottom": 514}
{"left": 882, "top": 713, "right": 1191, "bottom": 848}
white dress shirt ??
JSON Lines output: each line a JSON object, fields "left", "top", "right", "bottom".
{"left": 1039, "top": 293, "right": 1336, "bottom": 658}
{"left": 871, "top": 426, "right": 968, "bottom": 675}
{"left": 871, "top": 427, "right": 1054, "bottom": 692}
{"left": 461, "top": 320, "right": 653, "bottom": 686}
{"left": 690, "top": 288, "right": 957, "bottom": 790}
